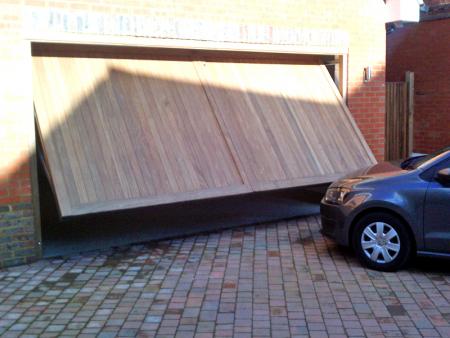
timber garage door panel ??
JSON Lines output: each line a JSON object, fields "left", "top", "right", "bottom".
{"left": 33, "top": 56, "right": 248, "bottom": 216}
{"left": 196, "top": 59, "right": 375, "bottom": 190}
{"left": 33, "top": 51, "right": 375, "bottom": 217}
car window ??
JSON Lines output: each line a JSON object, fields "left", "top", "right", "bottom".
{"left": 420, "top": 156, "right": 450, "bottom": 181}
{"left": 435, "top": 158, "right": 450, "bottom": 173}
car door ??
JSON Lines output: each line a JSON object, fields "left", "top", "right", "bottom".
{"left": 424, "top": 158, "right": 450, "bottom": 252}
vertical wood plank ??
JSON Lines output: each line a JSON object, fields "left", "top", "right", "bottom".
{"left": 406, "top": 72, "right": 415, "bottom": 156}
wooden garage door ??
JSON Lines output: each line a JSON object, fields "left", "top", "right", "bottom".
{"left": 33, "top": 47, "right": 375, "bottom": 217}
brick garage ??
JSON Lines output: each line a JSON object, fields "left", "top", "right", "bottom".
{"left": 0, "top": 0, "right": 386, "bottom": 268}
{"left": 386, "top": 1, "right": 450, "bottom": 153}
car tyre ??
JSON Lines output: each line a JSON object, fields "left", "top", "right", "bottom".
{"left": 352, "top": 212, "right": 413, "bottom": 272}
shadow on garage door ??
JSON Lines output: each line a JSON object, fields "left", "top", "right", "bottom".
{"left": 38, "top": 151, "right": 328, "bottom": 258}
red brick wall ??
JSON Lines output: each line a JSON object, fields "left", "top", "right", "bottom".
{"left": 0, "top": 2, "right": 37, "bottom": 267}
{"left": 0, "top": 0, "right": 386, "bottom": 267}
{"left": 387, "top": 19, "right": 450, "bottom": 153}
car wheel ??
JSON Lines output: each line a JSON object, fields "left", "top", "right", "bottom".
{"left": 352, "top": 212, "right": 413, "bottom": 272}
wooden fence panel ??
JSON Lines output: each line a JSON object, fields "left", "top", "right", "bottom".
{"left": 385, "top": 82, "right": 409, "bottom": 161}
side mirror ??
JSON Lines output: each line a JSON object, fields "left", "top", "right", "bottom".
{"left": 436, "top": 168, "right": 450, "bottom": 186}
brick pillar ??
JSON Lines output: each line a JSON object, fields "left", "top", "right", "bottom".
{"left": 0, "top": 3, "right": 41, "bottom": 268}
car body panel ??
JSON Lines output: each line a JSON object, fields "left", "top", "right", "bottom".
{"left": 423, "top": 156, "right": 450, "bottom": 253}
{"left": 424, "top": 181, "right": 450, "bottom": 252}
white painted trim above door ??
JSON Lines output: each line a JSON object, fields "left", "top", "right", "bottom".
{"left": 24, "top": 7, "right": 349, "bottom": 56}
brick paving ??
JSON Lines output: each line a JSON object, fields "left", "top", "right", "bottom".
{"left": 1, "top": 215, "right": 450, "bottom": 337}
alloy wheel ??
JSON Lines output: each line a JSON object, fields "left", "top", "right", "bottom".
{"left": 360, "top": 222, "right": 401, "bottom": 264}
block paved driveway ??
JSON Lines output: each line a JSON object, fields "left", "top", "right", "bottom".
{"left": 1, "top": 215, "right": 450, "bottom": 337}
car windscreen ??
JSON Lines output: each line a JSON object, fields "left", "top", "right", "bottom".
{"left": 406, "top": 147, "right": 450, "bottom": 170}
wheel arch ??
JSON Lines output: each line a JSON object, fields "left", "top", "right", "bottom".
{"left": 348, "top": 207, "right": 417, "bottom": 252}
